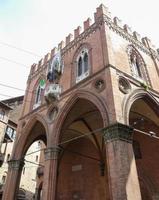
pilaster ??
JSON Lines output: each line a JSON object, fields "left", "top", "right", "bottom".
{"left": 44, "top": 146, "right": 61, "bottom": 160}
{"left": 2, "top": 160, "right": 24, "bottom": 200}
{"left": 103, "top": 123, "right": 133, "bottom": 142}
{"left": 42, "top": 146, "right": 60, "bottom": 200}
{"left": 8, "top": 159, "right": 24, "bottom": 170}
{"left": 103, "top": 123, "right": 141, "bottom": 200}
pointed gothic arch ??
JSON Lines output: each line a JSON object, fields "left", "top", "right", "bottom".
{"left": 122, "top": 88, "right": 159, "bottom": 125}
{"left": 127, "top": 45, "right": 151, "bottom": 85}
{"left": 12, "top": 113, "right": 49, "bottom": 159}
{"left": 52, "top": 89, "right": 109, "bottom": 145}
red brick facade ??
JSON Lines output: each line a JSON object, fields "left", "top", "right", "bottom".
{"left": 2, "top": 4, "right": 159, "bottom": 200}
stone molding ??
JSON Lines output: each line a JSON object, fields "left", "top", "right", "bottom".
{"left": 8, "top": 159, "right": 24, "bottom": 170}
{"left": 62, "top": 21, "right": 100, "bottom": 55}
{"left": 103, "top": 123, "right": 133, "bottom": 143}
{"left": 103, "top": 15, "right": 158, "bottom": 59}
{"left": 28, "top": 8, "right": 159, "bottom": 80}
{"left": 44, "top": 146, "right": 61, "bottom": 160}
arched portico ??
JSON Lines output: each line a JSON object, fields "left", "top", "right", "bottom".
{"left": 53, "top": 89, "right": 109, "bottom": 145}
{"left": 122, "top": 88, "right": 159, "bottom": 125}
{"left": 126, "top": 89, "right": 159, "bottom": 200}
{"left": 2, "top": 114, "right": 48, "bottom": 200}
{"left": 45, "top": 90, "right": 110, "bottom": 200}
{"left": 44, "top": 89, "right": 144, "bottom": 200}
{"left": 54, "top": 91, "right": 110, "bottom": 200}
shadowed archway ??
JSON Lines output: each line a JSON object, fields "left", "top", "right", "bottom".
{"left": 2, "top": 115, "right": 48, "bottom": 200}
{"left": 56, "top": 97, "right": 110, "bottom": 200}
{"left": 128, "top": 92, "right": 159, "bottom": 200}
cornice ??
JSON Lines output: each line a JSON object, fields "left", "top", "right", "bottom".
{"left": 103, "top": 15, "right": 152, "bottom": 56}
{"left": 61, "top": 21, "right": 101, "bottom": 55}
{"left": 103, "top": 123, "right": 133, "bottom": 143}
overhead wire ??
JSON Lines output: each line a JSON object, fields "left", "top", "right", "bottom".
{"left": 0, "top": 41, "right": 41, "bottom": 58}
{"left": 19, "top": 124, "right": 159, "bottom": 160}
{"left": 0, "top": 111, "right": 159, "bottom": 169}
{"left": 0, "top": 40, "right": 42, "bottom": 71}
{"left": 0, "top": 42, "right": 159, "bottom": 178}
{"left": 0, "top": 56, "right": 29, "bottom": 68}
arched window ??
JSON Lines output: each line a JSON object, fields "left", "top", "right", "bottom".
{"left": 84, "top": 53, "right": 88, "bottom": 73}
{"left": 78, "top": 57, "right": 82, "bottom": 77}
{"left": 76, "top": 49, "right": 89, "bottom": 83}
{"left": 127, "top": 45, "right": 149, "bottom": 83}
{"left": 130, "top": 53, "right": 142, "bottom": 78}
{"left": 35, "top": 85, "right": 42, "bottom": 104}
{"left": 0, "top": 110, "right": 5, "bottom": 120}
{"left": 33, "top": 84, "right": 43, "bottom": 109}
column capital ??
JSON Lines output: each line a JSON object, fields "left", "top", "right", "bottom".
{"left": 44, "top": 146, "right": 61, "bottom": 160}
{"left": 103, "top": 123, "right": 133, "bottom": 143}
{"left": 8, "top": 159, "right": 24, "bottom": 170}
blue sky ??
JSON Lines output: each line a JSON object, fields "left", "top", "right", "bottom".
{"left": 0, "top": 0, "right": 159, "bottom": 99}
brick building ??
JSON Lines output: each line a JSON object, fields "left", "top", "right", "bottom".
{"left": 0, "top": 102, "right": 12, "bottom": 168}
{"left": 2, "top": 4, "right": 159, "bottom": 200}
{"left": 0, "top": 96, "right": 23, "bottom": 198}
{"left": 0, "top": 96, "right": 43, "bottom": 199}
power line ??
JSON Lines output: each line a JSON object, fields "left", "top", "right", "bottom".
{"left": 22, "top": 126, "right": 159, "bottom": 159}
{"left": 134, "top": 128, "right": 159, "bottom": 139}
{"left": 24, "top": 159, "right": 44, "bottom": 167}
{"left": 0, "top": 118, "right": 159, "bottom": 170}
{"left": 0, "top": 93, "right": 14, "bottom": 98}
{"left": 0, "top": 56, "right": 29, "bottom": 68}
{"left": 0, "top": 41, "right": 41, "bottom": 58}
{"left": 19, "top": 126, "right": 105, "bottom": 159}
{"left": 0, "top": 83, "right": 25, "bottom": 92}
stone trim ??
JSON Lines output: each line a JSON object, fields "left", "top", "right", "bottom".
{"left": 44, "top": 147, "right": 61, "bottom": 160}
{"left": 8, "top": 159, "right": 24, "bottom": 170}
{"left": 103, "top": 123, "right": 133, "bottom": 143}
{"left": 127, "top": 45, "right": 151, "bottom": 86}
{"left": 103, "top": 15, "right": 156, "bottom": 58}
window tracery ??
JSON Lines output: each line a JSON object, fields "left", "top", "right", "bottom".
{"left": 33, "top": 81, "right": 44, "bottom": 109}
{"left": 76, "top": 48, "right": 89, "bottom": 83}
{"left": 127, "top": 45, "right": 149, "bottom": 84}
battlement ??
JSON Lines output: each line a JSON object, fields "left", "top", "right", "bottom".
{"left": 29, "top": 3, "right": 158, "bottom": 77}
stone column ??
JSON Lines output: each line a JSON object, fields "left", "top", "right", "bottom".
{"left": 42, "top": 147, "right": 60, "bottom": 200}
{"left": 2, "top": 159, "right": 24, "bottom": 200}
{"left": 103, "top": 123, "right": 141, "bottom": 200}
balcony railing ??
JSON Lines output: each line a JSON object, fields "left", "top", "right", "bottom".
{"left": 44, "top": 84, "right": 62, "bottom": 103}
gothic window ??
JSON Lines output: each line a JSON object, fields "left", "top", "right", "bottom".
{"left": 6, "top": 126, "right": 15, "bottom": 140}
{"left": 33, "top": 84, "right": 43, "bottom": 109}
{"left": 127, "top": 46, "right": 149, "bottom": 83}
{"left": 76, "top": 49, "right": 89, "bottom": 83}
{"left": 0, "top": 110, "right": 5, "bottom": 120}
{"left": 35, "top": 85, "right": 42, "bottom": 104}
{"left": 83, "top": 53, "right": 88, "bottom": 72}
{"left": 78, "top": 57, "right": 82, "bottom": 77}
{"left": 130, "top": 53, "right": 142, "bottom": 78}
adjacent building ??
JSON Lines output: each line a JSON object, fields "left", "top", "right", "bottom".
{"left": 0, "top": 96, "right": 43, "bottom": 199}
